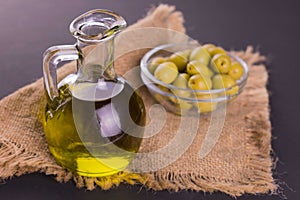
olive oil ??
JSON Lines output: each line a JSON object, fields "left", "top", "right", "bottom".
{"left": 43, "top": 79, "right": 145, "bottom": 177}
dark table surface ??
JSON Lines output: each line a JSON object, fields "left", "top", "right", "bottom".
{"left": 0, "top": 0, "right": 299, "bottom": 199}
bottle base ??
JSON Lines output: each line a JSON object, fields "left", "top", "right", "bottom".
{"left": 49, "top": 146, "right": 129, "bottom": 177}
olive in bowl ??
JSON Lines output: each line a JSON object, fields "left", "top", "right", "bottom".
{"left": 140, "top": 43, "right": 248, "bottom": 115}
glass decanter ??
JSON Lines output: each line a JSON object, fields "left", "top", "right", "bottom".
{"left": 42, "top": 9, "right": 145, "bottom": 177}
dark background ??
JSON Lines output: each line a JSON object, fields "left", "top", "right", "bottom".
{"left": 0, "top": 0, "right": 299, "bottom": 199}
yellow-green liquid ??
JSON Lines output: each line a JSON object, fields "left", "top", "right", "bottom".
{"left": 43, "top": 81, "right": 145, "bottom": 177}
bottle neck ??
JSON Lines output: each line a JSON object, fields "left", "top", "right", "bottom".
{"left": 69, "top": 9, "right": 127, "bottom": 83}
{"left": 76, "top": 37, "right": 117, "bottom": 83}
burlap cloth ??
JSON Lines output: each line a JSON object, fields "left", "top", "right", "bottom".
{"left": 0, "top": 4, "right": 277, "bottom": 197}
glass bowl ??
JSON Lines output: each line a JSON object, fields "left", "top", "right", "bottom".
{"left": 140, "top": 43, "right": 248, "bottom": 115}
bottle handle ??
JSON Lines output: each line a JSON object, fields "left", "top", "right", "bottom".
{"left": 43, "top": 45, "right": 78, "bottom": 103}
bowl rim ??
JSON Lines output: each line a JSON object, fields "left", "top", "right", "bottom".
{"left": 140, "top": 43, "right": 249, "bottom": 95}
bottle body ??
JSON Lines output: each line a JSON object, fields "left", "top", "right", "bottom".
{"left": 44, "top": 76, "right": 145, "bottom": 177}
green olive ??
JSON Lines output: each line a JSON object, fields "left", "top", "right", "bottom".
{"left": 202, "top": 44, "right": 216, "bottom": 52}
{"left": 196, "top": 93, "right": 217, "bottom": 99}
{"left": 189, "top": 47, "right": 211, "bottom": 65}
{"left": 148, "top": 57, "right": 166, "bottom": 74}
{"left": 226, "top": 85, "right": 239, "bottom": 96}
{"left": 207, "top": 68, "right": 214, "bottom": 78}
{"left": 211, "top": 54, "right": 231, "bottom": 74}
{"left": 157, "top": 85, "right": 170, "bottom": 92}
{"left": 172, "top": 73, "right": 189, "bottom": 88}
{"left": 177, "top": 100, "right": 193, "bottom": 110}
{"left": 154, "top": 62, "right": 178, "bottom": 84}
{"left": 188, "top": 74, "right": 212, "bottom": 90}
{"left": 153, "top": 85, "right": 170, "bottom": 102}
{"left": 186, "top": 60, "right": 214, "bottom": 77}
{"left": 228, "top": 62, "right": 244, "bottom": 80}
{"left": 168, "top": 50, "right": 190, "bottom": 72}
{"left": 194, "top": 94, "right": 217, "bottom": 113}
{"left": 195, "top": 101, "right": 217, "bottom": 113}
{"left": 180, "top": 73, "right": 190, "bottom": 81}
{"left": 209, "top": 47, "right": 227, "bottom": 57}
{"left": 212, "top": 74, "right": 236, "bottom": 89}
{"left": 171, "top": 73, "right": 190, "bottom": 98}
{"left": 170, "top": 97, "right": 193, "bottom": 113}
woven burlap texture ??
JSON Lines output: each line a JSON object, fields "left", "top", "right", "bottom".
{"left": 0, "top": 4, "right": 276, "bottom": 197}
